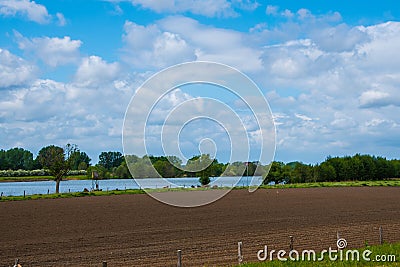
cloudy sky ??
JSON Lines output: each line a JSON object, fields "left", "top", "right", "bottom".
{"left": 0, "top": 0, "right": 399, "bottom": 164}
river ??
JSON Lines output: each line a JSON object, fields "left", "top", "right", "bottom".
{"left": 0, "top": 176, "right": 264, "bottom": 196}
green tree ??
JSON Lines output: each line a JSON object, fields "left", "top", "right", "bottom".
{"left": 222, "top": 161, "right": 246, "bottom": 177}
{"left": 98, "top": 151, "right": 123, "bottom": 170}
{"left": 186, "top": 154, "right": 214, "bottom": 185}
{"left": 0, "top": 149, "right": 7, "bottom": 170}
{"left": 199, "top": 172, "right": 210, "bottom": 185}
{"left": 292, "top": 162, "right": 313, "bottom": 183}
{"left": 1, "top": 148, "right": 35, "bottom": 170}
{"left": 86, "top": 164, "right": 109, "bottom": 179}
{"left": 315, "top": 162, "right": 336, "bottom": 182}
{"left": 78, "top": 161, "right": 88, "bottom": 170}
{"left": 70, "top": 151, "right": 91, "bottom": 170}
{"left": 37, "top": 144, "right": 77, "bottom": 193}
{"left": 265, "top": 161, "right": 284, "bottom": 184}
{"left": 391, "top": 159, "right": 400, "bottom": 177}
{"left": 114, "top": 161, "right": 132, "bottom": 179}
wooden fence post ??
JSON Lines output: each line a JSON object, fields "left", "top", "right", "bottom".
{"left": 379, "top": 226, "right": 383, "bottom": 245}
{"left": 289, "top": 236, "right": 294, "bottom": 251}
{"left": 238, "top": 241, "right": 243, "bottom": 265}
{"left": 177, "top": 249, "right": 182, "bottom": 267}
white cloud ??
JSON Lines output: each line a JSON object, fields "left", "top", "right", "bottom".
{"left": 75, "top": 56, "right": 121, "bottom": 86}
{"left": 118, "top": 16, "right": 400, "bottom": 162}
{"left": 281, "top": 9, "right": 294, "bottom": 19}
{"left": 357, "top": 22, "right": 400, "bottom": 71}
{"left": 0, "top": 48, "right": 36, "bottom": 88}
{"left": 159, "top": 16, "right": 263, "bottom": 71}
{"left": 121, "top": 0, "right": 258, "bottom": 17}
{"left": 358, "top": 90, "right": 393, "bottom": 108}
{"left": 265, "top": 5, "right": 278, "bottom": 16}
{"left": 2, "top": 5, "right": 400, "bottom": 163}
{"left": 56, "top": 12, "right": 66, "bottom": 26}
{"left": 122, "top": 16, "right": 262, "bottom": 71}
{"left": 15, "top": 32, "right": 82, "bottom": 67}
{"left": 122, "top": 20, "right": 196, "bottom": 68}
{"left": 297, "top": 8, "right": 313, "bottom": 20}
{"left": 0, "top": 74, "right": 141, "bottom": 160}
{"left": 295, "top": 113, "right": 313, "bottom": 121}
{"left": 312, "top": 23, "right": 369, "bottom": 52}
{"left": 258, "top": 19, "right": 400, "bottom": 160}
{"left": 0, "top": 0, "right": 50, "bottom": 23}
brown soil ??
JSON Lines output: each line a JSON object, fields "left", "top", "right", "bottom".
{"left": 1, "top": 187, "right": 399, "bottom": 266}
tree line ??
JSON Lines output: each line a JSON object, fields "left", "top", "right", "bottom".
{"left": 87, "top": 154, "right": 266, "bottom": 183}
{"left": 1, "top": 146, "right": 399, "bottom": 188}
{"left": 0, "top": 147, "right": 90, "bottom": 171}
{"left": 265, "top": 154, "right": 400, "bottom": 185}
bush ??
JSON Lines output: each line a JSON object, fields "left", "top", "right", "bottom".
{"left": 0, "top": 169, "right": 86, "bottom": 177}
{"left": 199, "top": 175, "right": 210, "bottom": 185}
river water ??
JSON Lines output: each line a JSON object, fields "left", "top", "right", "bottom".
{"left": 0, "top": 176, "right": 263, "bottom": 196}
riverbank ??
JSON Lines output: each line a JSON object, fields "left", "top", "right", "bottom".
{"left": 1, "top": 179, "right": 399, "bottom": 201}
{"left": 0, "top": 175, "right": 88, "bottom": 182}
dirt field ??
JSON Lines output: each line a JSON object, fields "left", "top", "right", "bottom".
{"left": 1, "top": 187, "right": 399, "bottom": 266}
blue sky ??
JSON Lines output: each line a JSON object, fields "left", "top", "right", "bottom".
{"left": 1, "top": 0, "right": 400, "bottom": 164}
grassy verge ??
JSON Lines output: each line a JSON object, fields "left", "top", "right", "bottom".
{"left": 239, "top": 242, "right": 399, "bottom": 266}
{"left": 0, "top": 186, "right": 234, "bottom": 201}
{"left": 0, "top": 188, "right": 146, "bottom": 201}
{"left": 258, "top": 179, "right": 400, "bottom": 189}
{"left": 0, "top": 175, "right": 87, "bottom": 182}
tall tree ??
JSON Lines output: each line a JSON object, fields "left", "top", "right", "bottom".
{"left": 0, "top": 149, "right": 8, "bottom": 170}
{"left": 186, "top": 154, "right": 214, "bottom": 185}
{"left": 70, "top": 151, "right": 91, "bottom": 170}
{"left": 0, "top": 148, "right": 35, "bottom": 170}
{"left": 37, "top": 144, "right": 77, "bottom": 193}
{"left": 98, "top": 151, "right": 123, "bottom": 170}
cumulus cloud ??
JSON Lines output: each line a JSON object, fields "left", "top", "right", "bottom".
{"left": 122, "top": 20, "right": 196, "bottom": 68}
{"left": 120, "top": 16, "right": 400, "bottom": 162}
{"left": 357, "top": 22, "right": 400, "bottom": 71}
{"left": 0, "top": 0, "right": 66, "bottom": 25}
{"left": 254, "top": 7, "right": 343, "bottom": 46}
{"left": 15, "top": 31, "right": 82, "bottom": 67}
{"left": 0, "top": 48, "right": 36, "bottom": 88}
{"left": 265, "top": 5, "right": 341, "bottom": 23}
{"left": 0, "top": 0, "right": 50, "bottom": 23}
{"left": 74, "top": 56, "right": 121, "bottom": 86}
{"left": 2, "top": 5, "right": 400, "bottom": 163}
{"left": 118, "top": 0, "right": 258, "bottom": 17}
{"left": 122, "top": 16, "right": 262, "bottom": 71}
{"left": 0, "top": 75, "right": 140, "bottom": 159}
{"left": 358, "top": 90, "right": 395, "bottom": 108}
{"left": 311, "top": 23, "right": 370, "bottom": 52}
{"left": 159, "top": 16, "right": 263, "bottom": 71}
{"left": 249, "top": 20, "right": 400, "bottom": 161}
{"left": 265, "top": 5, "right": 278, "bottom": 16}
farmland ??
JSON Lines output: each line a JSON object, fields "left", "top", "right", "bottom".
{"left": 0, "top": 186, "right": 399, "bottom": 266}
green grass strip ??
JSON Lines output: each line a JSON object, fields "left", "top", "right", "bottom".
{"left": 238, "top": 242, "right": 399, "bottom": 267}
{"left": 258, "top": 179, "right": 400, "bottom": 189}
